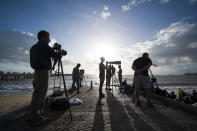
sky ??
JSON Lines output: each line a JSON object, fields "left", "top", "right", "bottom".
{"left": 0, "top": 0, "right": 197, "bottom": 75}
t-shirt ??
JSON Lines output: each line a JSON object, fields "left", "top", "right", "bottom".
{"left": 72, "top": 66, "right": 80, "bottom": 80}
{"left": 30, "top": 41, "right": 61, "bottom": 70}
{"left": 132, "top": 57, "right": 152, "bottom": 76}
{"left": 99, "top": 63, "right": 105, "bottom": 79}
{"left": 106, "top": 67, "right": 112, "bottom": 78}
{"left": 118, "top": 69, "right": 122, "bottom": 77}
{"left": 111, "top": 67, "right": 116, "bottom": 75}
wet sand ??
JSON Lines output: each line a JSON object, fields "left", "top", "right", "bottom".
{"left": 1, "top": 87, "right": 197, "bottom": 131}
{"left": 0, "top": 96, "right": 31, "bottom": 115}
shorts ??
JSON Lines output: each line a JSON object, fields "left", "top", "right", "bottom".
{"left": 133, "top": 75, "right": 151, "bottom": 89}
{"left": 118, "top": 76, "right": 122, "bottom": 83}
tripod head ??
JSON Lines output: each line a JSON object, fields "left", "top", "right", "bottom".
{"left": 53, "top": 43, "right": 67, "bottom": 56}
{"left": 106, "top": 61, "right": 121, "bottom": 65}
{"left": 52, "top": 43, "right": 67, "bottom": 71}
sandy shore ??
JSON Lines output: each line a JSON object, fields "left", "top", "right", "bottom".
{"left": 0, "top": 96, "right": 31, "bottom": 114}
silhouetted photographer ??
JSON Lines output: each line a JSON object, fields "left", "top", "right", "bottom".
{"left": 28, "top": 30, "right": 67, "bottom": 125}
{"left": 132, "top": 53, "right": 153, "bottom": 107}
{"left": 99, "top": 57, "right": 106, "bottom": 98}
{"left": 72, "top": 63, "right": 81, "bottom": 93}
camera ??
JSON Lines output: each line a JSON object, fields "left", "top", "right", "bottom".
{"left": 53, "top": 43, "right": 67, "bottom": 56}
{"left": 106, "top": 61, "right": 121, "bottom": 65}
{"left": 80, "top": 69, "right": 85, "bottom": 75}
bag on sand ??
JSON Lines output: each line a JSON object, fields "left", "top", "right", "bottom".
{"left": 47, "top": 96, "right": 69, "bottom": 110}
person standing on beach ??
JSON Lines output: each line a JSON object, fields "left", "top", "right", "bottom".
{"left": 99, "top": 57, "right": 106, "bottom": 98}
{"left": 28, "top": 30, "right": 61, "bottom": 125}
{"left": 132, "top": 53, "right": 153, "bottom": 107}
{"left": 118, "top": 65, "right": 122, "bottom": 88}
{"left": 106, "top": 65, "right": 112, "bottom": 89}
{"left": 72, "top": 63, "right": 81, "bottom": 93}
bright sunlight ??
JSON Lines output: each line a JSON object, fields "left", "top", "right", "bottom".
{"left": 92, "top": 40, "right": 118, "bottom": 60}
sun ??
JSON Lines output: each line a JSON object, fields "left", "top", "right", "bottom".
{"left": 94, "top": 42, "right": 116, "bottom": 60}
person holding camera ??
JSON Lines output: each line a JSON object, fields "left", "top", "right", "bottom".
{"left": 28, "top": 30, "right": 62, "bottom": 125}
{"left": 132, "top": 53, "right": 153, "bottom": 107}
{"left": 72, "top": 63, "right": 81, "bottom": 93}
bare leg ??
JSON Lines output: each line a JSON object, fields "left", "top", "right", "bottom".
{"left": 135, "top": 87, "right": 140, "bottom": 106}
{"left": 145, "top": 88, "right": 152, "bottom": 105}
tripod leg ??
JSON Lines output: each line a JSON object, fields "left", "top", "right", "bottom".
{"left": 59, "top": 59, "right": 72, "bottom": 120}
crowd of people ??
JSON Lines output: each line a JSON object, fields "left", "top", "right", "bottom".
{"left": 28, "top": 30, "right": 196, "bottom": 126}
{"left": 176, "top": 89, "right": 197, "bottom": 104}
{"left": 98, "top": 52, "right": 153, "bottom": 107}
{"left": 154, "top": 87, "right": 197, "bottom": 105}
{"left": 120, "top": 76, "right": 197, "bottom": 106}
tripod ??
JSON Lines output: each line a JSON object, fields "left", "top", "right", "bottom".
{"left": 149, "top": 68, "right": 167, "bottom": 107}
{"left": 52, "top": 58, "right": 73, "bottom": 120}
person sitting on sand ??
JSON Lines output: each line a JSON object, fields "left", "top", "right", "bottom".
{"left": 176, "top": 88, "right": 184, "bottom": 101}
{"left": 183, "top": 93, "right": 192, "bottom": 104}
{"left": 191, "top": 90, "right": 197, "bottom": 103}
{"left": 132, "top": 52, "right": 153, "bottom": 107}
{"left": 169, "top": 91, "right": 176, "bottom": 99}
{"left": 28, "top": 30, "right": 62, "bottom": 125}
{"left": 122, "top": 79, "right": 131, "bottom": 94}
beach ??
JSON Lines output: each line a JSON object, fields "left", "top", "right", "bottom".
{"left": 0, "top": 95, "right": 31, "bottom": 115}
{"left": 0, "top": 75, "right": 197, "bottom": 114}
{"left": 1, "top": 85, "right": 197, "bottom": 131}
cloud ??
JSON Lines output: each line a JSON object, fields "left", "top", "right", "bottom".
{"left": 125, "top": 21, "right": 197, "bottom": 74}
{"left": 0, "top": 30, "right": 75, "bottom": 72}
{"left": 122, "top": 0, "right": 151, "bottom": 11}
{"left": 187, "top": 42, "right": 197, "bottom": 48}
{"left": 49, "top": 38, "right": 57, "bottom": 47}
{"left": 93, "top": 5, "right": 111, "bottom": 20}
{"left": 0, "top": 30, "right": 36, "bottom": 63}
{"left": 101, "top": 11, "right": 111, "bottom": 19}
{"left": 100, "top": 5, "right": 111, "bottom": 19}
{"left": 104, "top": 5, "right": 109, "bottom": 11}
{"left": 121, "top": 0, "right": 195, "bottom": 11}
{"left": 160, "top": 0, "right": 170, "bottom": 4}
{"left": 189, "top": 0, "right": 197, "bottom": 4}
{"left": 93, "top": 10, "right": 97, "bottom": 14}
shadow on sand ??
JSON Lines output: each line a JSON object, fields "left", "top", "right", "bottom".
{"left": 91, "top": 97, "right": 105, "bottom": 131}
{"left": 0, "top": 100, "right": 69, "bottom": 131}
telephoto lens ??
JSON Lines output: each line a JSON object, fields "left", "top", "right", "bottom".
{"left": 61, "top": 49, "right": 67, "bottom": 56}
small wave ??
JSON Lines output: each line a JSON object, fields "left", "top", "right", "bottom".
{"left": 159, "top": 83, "right": 197, "bottom": 86}
{"left": 0, "top": 87, "right": 33, "bottom": 91}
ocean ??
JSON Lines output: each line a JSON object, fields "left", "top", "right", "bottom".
{"left": 0, "top": 75, "right": 197, "bottom": 96}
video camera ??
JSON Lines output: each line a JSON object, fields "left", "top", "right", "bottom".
{"left": 53, "top": 43, "right": 67, "bottom": 56}
{"left": 106, "top": 61, "right": 121, "bottom": 65}
{"left": 80, "top": 69, "right": 85, "bottom": 75}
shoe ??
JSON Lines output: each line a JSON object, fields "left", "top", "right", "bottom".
{"left": 27, "top": 116, "right": 49, "bottom": 126}
{"left": 99, "top": 93, "right": 105, "bottom": 98}
{"left": 135, "top": 101, "right": 141, "bottom": 106}
{"left": 147, "top": 103, "right": 154, "bottom": 108}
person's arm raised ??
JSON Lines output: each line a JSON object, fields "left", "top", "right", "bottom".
{"left": 142, "top": 63, "right": 152, "bottom": 71}
{"left": 132, "top": 65, "right": 142, "bottom": 73}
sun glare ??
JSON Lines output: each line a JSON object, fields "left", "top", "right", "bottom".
{"left": 86, "top": 36, "right": 121, "bottom": 62}
{"left": 94, "top": 42, "right": 117, "bottom": 60}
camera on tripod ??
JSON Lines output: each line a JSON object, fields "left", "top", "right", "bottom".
{"left": 106, "top": 61, "right": 121, "bottom": 65}
{"left": 53, "top": 43, "right": 67, "bottom": 56}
